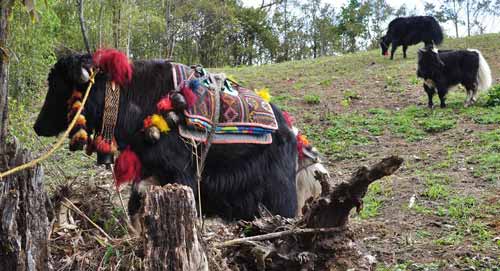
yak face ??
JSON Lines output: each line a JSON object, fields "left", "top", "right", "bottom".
{"left": 380, "top": 36, "right": 389, "bottom": 56}
{"left": 417, "top": 45, "right": 444, "bottom": 79}
{"left": 34, "top": 54, "right": 93, "bottom": 136}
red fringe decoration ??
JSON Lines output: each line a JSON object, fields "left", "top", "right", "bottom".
{"left": 114, "top": 146, "right": 142, "bottom": 188}
{"left": 180, "top": 82, "right": 197, "bottom": 109}
{"left": 93, "top": 49, "right": 133, "bottom": 87}
{"left": 94, "top": 135, "right": 118, "bottom": 154}
{"left": 157, "top": 96, "right": 173, "bottom": 112}
{"left": 282, "top": 111, "right": 295, "bottom": 128}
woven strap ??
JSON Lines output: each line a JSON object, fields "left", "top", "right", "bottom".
{"left": 101, "top": 81, "right": 121, "bottom": 141}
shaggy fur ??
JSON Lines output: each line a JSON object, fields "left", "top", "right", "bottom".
{"left": 380, "top": 16, "right": 443, "bottom": 60}
{"left": 34, "top": 54, "right": 298, "bottom": 220}
{"left": 417, "top": 45, "right": 492, "bottom": 108}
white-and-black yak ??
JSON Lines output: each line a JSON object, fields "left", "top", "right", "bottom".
{"left": 380, "top": 16, "right": 443, "bottom": 60}
{"left": 417, "top": 44, "right": 492, "bottom": 108}
{"left": 33, "top": 49, "right": 325, "bottom": 220}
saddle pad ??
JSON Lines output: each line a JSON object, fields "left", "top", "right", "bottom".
{"left": 169, "top": 65, "right": 277, "bottom": 144}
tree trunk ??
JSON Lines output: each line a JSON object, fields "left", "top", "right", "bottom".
{"left": 0, "top": 3, "right": 11, "bottom": 149}
{"left": 0, "top": 139, "right": 51, "bottom": 271}
{"left": 142, "top": 184, "right": 208, "bottom": 271}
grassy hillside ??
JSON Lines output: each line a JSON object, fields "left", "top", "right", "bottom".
{"left": 219, "top": 34, "right": 500, "bottom": 270}
{"left": 7, "top": 34, "right": 500, "bottom": 270}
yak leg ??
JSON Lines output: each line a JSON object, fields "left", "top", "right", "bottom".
{"left": 437, "top": 88, "right": 447, "bottom": 108}
{"left": 464, "top": 88, "right": 474, "bottom": 107}
{"left": 403, "top": 45, "right": 408, "bottom": 58}
{"left": 390, "top": 41, "right": 399, "bottom": 60}
{"left": 423, "top": 83, "right": 436, "bottom": 108}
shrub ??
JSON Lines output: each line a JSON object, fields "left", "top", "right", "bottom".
{"left": 485, "top": 84, "right": 500, "bottom": 107}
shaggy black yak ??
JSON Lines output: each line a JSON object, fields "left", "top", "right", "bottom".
{"left": 417, "top": 44, "right": 492, "bottom": 108}
{"left": 33, "top": 49, "right": 325, "bottom": 221}
{"left": 380, "top": 16, "right": 443, "bottom": 60}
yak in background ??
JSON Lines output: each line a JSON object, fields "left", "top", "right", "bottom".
{"left": 417, "top": 44, "right": 492, "bottom": 108}
{"left": 33, "top": 50, "right": 328, "bottom": 221}
{"left": 380, "top": 16, "right": 443, "bottom": 60}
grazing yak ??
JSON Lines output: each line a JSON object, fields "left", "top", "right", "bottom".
{"left": 33, "top": 49, "right": 325, "bottom": 220}
{"left": 417, "top": 44, "right": 492, "bottom": 108}
{"left": 380, "top": 16, "right": 443, "bottom": 60}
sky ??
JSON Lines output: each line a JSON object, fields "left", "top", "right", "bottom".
{"left": 242, "top": 0, "right": 500, "bottom": 37}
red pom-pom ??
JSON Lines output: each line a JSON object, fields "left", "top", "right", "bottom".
{"left": 282, "top": 111, "right": 295, "bottom": 128}
{"left": 114, "top": 146, "right": 142, "bottom": 188}
{"left": 157, "top": 96, "right": 173, "bottom": 112}
{"left": 180, "top": 82, "right": 197, "bottom": 109}
{"left": 93, "top": 49, "right": 133, "bottom": 87}
{"left": 143, "top": 116, "right": 153, "bottom": 129}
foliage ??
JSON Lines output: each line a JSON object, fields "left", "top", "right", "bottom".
{"left": 485, "top": 84, "right": 500, "bottom": 106}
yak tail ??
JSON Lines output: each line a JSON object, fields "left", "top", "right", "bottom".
{"left": 468, "top": 49, "right": 492, "bottom": 92}
{"left": 431, "top": 19, "right": 444, "bottom": 45}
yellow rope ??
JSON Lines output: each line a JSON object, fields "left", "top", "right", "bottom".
{"left": 0, "top": 69, "right": 97, "bottom": 180}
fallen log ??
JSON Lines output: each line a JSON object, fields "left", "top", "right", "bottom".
{"left": 141, "top": 184, "right": 208, "bottom": 271}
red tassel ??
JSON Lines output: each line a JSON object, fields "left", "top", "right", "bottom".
{"left": 94, "top": 135, "right": 117, "bottom": 154}
{"left": 93, "top": 49, "right": 133, "bottom": 87}
{"left": 157, "top": 96, "right": 173, "bottom": 112}
{"left": 114, "top": 146, "right": 142, "bottom": 188}
{"left": 180, "top": 83, "right": 197, "bottom": 109}
{"left": 282, "top": 111, "right": 295, "bottom": 128}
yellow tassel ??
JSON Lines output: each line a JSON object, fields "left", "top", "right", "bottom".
{"left": 256, "top": 88, "right": 271, "bottom": 102}
{"left": 151, "top": 114, "right": 170, "bottom": 133}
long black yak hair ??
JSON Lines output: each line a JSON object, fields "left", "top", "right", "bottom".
{"left": 417, "top": 44, "right": 492, "bottom": 108}
{"left": 34, "top": 54, "right": 298, "bottom": 220}
{"left": 380, "top": 16, "right": 443, "bottom": 60}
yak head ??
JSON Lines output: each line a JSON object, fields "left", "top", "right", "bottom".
{"left": 34, "top": 49, "right": 132, "bottom": 138}
{"left": 380, "top": 35, "right": 390, "bottom": 56}
{"left": 34, "top": 54, "right": 93, "bottom": 136}
{"left": 417, "top": 44, "right": 444, "bottom": 79}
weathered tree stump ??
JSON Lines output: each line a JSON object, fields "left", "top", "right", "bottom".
{"left": 0, "top": 139, "right": 51, "bottom": 271}
{"left": 142, "top": 184, "right": 208, "bottom": 271}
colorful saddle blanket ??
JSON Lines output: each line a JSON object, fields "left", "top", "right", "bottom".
{"left": 172, "top": 64, "right": 278, "bottom": 144}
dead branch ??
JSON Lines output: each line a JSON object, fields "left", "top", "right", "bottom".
{"left": 301, "top": 155, "right": 404, "bottom": 228}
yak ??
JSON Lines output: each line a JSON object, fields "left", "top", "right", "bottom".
{"left": 380, "top": 16, "right": 443, "bottom": 60}
{"left": 417, "top": 44, "right": 492, "bottom": 108}
{"left": 33, "top": 50, "right": 325, "bottom": 221}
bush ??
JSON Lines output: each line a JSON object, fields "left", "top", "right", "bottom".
{"left": 485, "top": 84, "right": 500, "bottom": 107}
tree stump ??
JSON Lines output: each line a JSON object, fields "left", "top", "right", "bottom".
{"left": 142, "top": 184, "right": 208, "bottom": 271}
{"left": 0, "top": 139, "right": 51, "bottom": 271}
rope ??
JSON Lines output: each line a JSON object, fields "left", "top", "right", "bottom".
{"left": 0, "top": 69, "right": 97, "bottom": 180}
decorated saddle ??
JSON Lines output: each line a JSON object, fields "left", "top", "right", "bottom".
{"left": 172, "top": 64, "right": 278, "bottom": 144}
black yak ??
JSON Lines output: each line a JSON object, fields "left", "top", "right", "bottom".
{"left": 417, "top": 45, "right": 492, "bottom": 108}
{"left": 380, "top": 16, "right": 443, "bottom": 60}
{"left": 33, "top": 49, "right": 325, "bottom": 221}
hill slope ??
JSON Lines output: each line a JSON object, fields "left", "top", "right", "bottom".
{"left": 220, "top": 34, "right": 500, "bottom": 270}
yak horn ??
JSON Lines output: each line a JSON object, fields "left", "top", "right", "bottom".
{"left": 80, "top": 67, "right": 90, "bottom": 83}
{"left": 81, "top": 67, "right": 90, "bottom": 83}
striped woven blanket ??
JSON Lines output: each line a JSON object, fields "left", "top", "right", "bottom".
{"left": 171, "top": 63, "right": 278, "bottom": 144}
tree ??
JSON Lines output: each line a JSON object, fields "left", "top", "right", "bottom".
{"left": 426, "top": 0, "right": 465, "bottom": 38}
{"left": 366, "top": 0, "right": 394, "bottom": 48}
{"left": 337, "top": 0, "right": 370, "bottom": 53}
